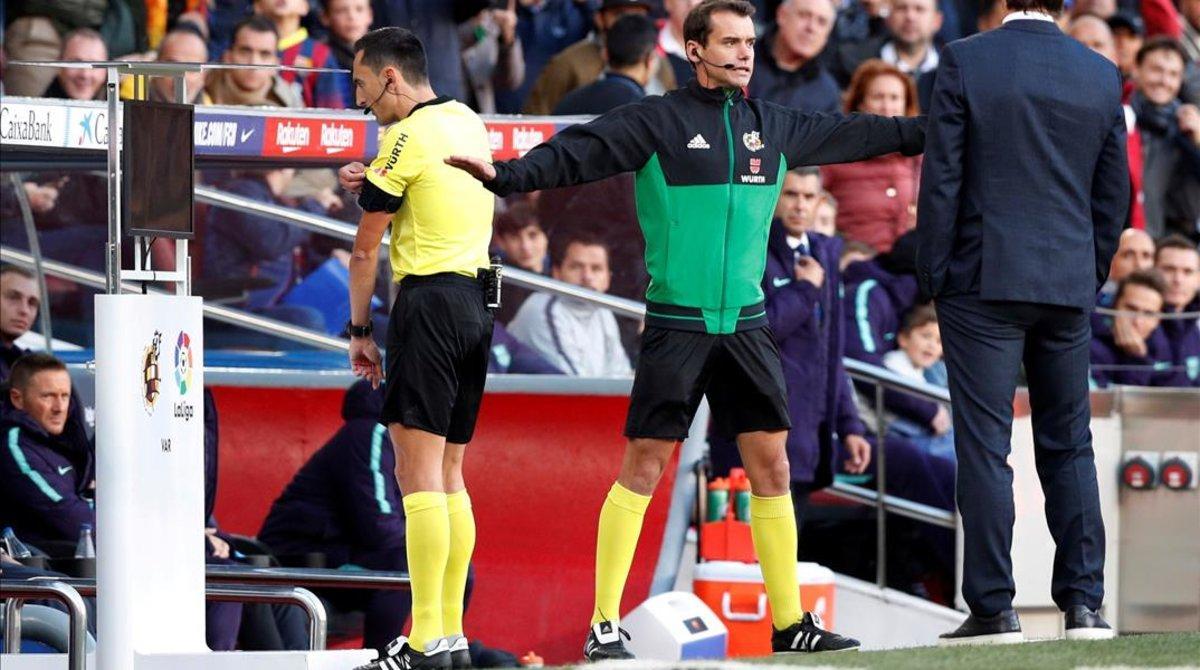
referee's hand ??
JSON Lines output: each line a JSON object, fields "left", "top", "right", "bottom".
{"left": 339, "top": 161, "right": 366, "bottom": 194}
{"left": 350, "top": 337, "right": 384, "bottom": 388}
{"left": 444, "top": 155, "right": 496, "bottom": 182}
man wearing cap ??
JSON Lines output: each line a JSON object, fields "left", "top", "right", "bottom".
{"left": 450, "top": 0, "right": 924, "bottom": 659}
{"left": 523, "top": 0, "right": 675, "bottom": 115}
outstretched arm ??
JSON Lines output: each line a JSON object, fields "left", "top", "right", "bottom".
{"left": 446, "top": 102, "right": 657, "bottom": 196}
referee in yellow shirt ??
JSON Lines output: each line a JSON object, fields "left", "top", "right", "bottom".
{"left": 339, "top": 27, "right": 495, "bottom": 670}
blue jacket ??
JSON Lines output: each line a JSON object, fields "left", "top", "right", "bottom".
{"left": 494, "top": 0, "right": 594, "bottom": 113}
{"left": 203, "top": 176, "right": 314, "bottom": 310}
{"left": 553, "top": 72, "right": 645, "bottom": 115}
{"left": 841, "top": 259, "right": 940, "bottom": 427}
{"left": 748, "top": 29, "right": 842, "bottom": 115}
{"left": 0, "top": 404, "right": 95, "bottom": 549}
{"left": 711, "top": 223, "right": 865, "bottom": 487}
{"left": 489, "top": 322, "right": 563, "bottom": 375}
{"left": 915, "top": 20, "right": 1128, "bottom": 309}
{"left": 1160, "top": 296, "right": 1200, "bottom": 386}
{"left": 258, "top": 381, "right": 404, "bottom": 555}
{"left": 1089, "top": 329, "right": 1186, "bottom": 388}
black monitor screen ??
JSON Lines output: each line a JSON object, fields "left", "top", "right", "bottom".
{"left": 122, "top": 100, "right": 194, "bottom": 239}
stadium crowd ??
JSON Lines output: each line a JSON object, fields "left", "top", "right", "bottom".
{"left": 1, "top": 0, "right": 1199, "bottom": 655}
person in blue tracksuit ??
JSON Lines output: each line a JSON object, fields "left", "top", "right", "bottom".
{"left": 1155, "top": 236, "right": 1200, "bottom": 387}
{"left": 258, "top": 381, "right": 472, "bottom": 652}
{"left": 1090, "top": 270, "right": 1189, "bottom": 388}
{"left": 842, "top": 233, "right": 947, "bottom": 431}
{"left": 710, "top": 192, "right": 872, "bottom": 525}
{"left": 0, "top": 354, "right": 244, "bottom": 649}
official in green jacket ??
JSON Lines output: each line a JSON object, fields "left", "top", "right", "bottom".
{"left": 448, "top": 0, "right": 924, "bottom": 659}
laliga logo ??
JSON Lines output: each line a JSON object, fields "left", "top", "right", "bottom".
{"left": 175, "top": 331, "right": 193, "bottom": 394}
{"left": 142, "top": 331, "right": 163, "bottom": 415}
{"left": 173, "top": 331, "right": 196, "bottom": 422}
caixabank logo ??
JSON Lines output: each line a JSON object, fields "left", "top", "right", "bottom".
{"left": 142, "top": 331, "right": 163, "bottom": 415}
{"left": 173, "top": 331, "right": 196, "bottom": 422}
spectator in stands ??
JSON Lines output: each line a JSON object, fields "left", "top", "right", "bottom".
{"left": 149, "top": 27, "right": 211, "bottom": 104}
{"left": 1069, "top": 13, "right": 1118, "bottom": 65}
{"left": 842, "top": 231, "right": 949, "bottom": 432}
{"left": 495, "top": 0, "right": 595, "bottom": 113}
{"left": 255, "top": 0, "right": 351, "bottom": 108}
{"left": 0, "top": 354, "right": 95, "bottom": 550}
{"left": 832, "top": 0, "right": 942, "bottom": 90}
{"left": 508, "top": 231, "right": 632, "bottom": 376}
{"left": 811, "top": 191, "right": 837, "bottom": 237}
{"left": 658, "top": 0, "right": 702, "bottom": 86}
{"left": 820, "top": 60, "right": 922, "bottom": 253}
{"left": 460, "top": 1, "right": 526, "bottom": 114}
{"left": 145, "top": 0, "right": 210, "bottom": 50}
{"left": 258, "top": 381, "right": 421, "bottom": 652}
{"left": 493, "top": 200, "right": 548, "bottom": 323}
{"left": 711, "top": 165, "right": 871, "bottom": 528}
{"left": 368, "top": 0, "right": 475, "bottom": 102}
{"left": 1184, "top": 0, "right": 1200, "bottom": 64}
{"left": 1070, "top": 0, "right": 1116, "bottom": 20}
{"left": 41, "top": 29, "right": 108, "bottom": 100}
{"left": 1132, "top": 38, "right": 1200, "bottom": 239}
{"left": 1155, "top": 235, "right": 1200, "bottom": 385}
{"left": 488, "top": 323, "right": 565, "bottom": 373}
{"left": 749, "top": 0, "right": 841, "bottom": 114}
{"left": 1090, "top": 270, "right": 1183, "bottom": 387}
{"left": 207, "top": 16, "right": 304, "bottom": 107}
{"left": 203, "top": 169, "right": 326, "bottom": 331}
{"left": 882, "top": 304, "right": 953, "bottom": 459}
{"left": 554, "top": 14, "right": 658, "bottom": 114}
{"left": 1, "top": 265, "right": 42, "bottom": 384}
{"left": 321, "top": 0, "right": 373, "bottom": 71}
{"left": 524, "top": 0, "right": 675, "bottom": 114}
{"left": 1102, "top": 228, "right": 1156, "bottom": 297}
{"left": 1108, "top": 12, "right": 1145, "bottom": 80}
{"left": 826, "top": 0, "right": 891, "bottom": 62}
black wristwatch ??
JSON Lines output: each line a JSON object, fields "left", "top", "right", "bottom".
{"left": 346, "top": 321, "right": 373, "bottom": 339}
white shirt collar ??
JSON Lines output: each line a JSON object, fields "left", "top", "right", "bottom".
{"left": 786, "top": 232, "right": 809, "bottom": 251}
{"left": 1003, "top": 10, "right": 1056, "bottom": 24}
{"left": 658, "top": 24, "right": 686, "bottom": 59}
{"left": 879, "top": 41, "right": 940, "bottom": 75}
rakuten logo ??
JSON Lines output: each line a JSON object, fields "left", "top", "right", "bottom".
{"left": 275, "top": 121, "right": 311, "bottom": 153}
{"left": 320, "top": 122, "right": 354, "bottom": 154}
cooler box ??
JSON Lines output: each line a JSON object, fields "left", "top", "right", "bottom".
{"left": 693, "top": 560, "right": 836, "bottom": 657}
{"left": 283, "top": 258, "right": 382, "bottom": 335}
{"left": 622, "top": 591, "right": 727, "bottom": 661}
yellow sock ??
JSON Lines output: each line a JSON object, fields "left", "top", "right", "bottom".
{"left": 592, "top": 482, "right": 652, "bottom": 624}
{"left": 750, "top": 492, "right": 802, "bottom": 630}
{"left": 403, "top": 491, "right": 450, "bottom": 650}
{"left": 442, "top": 490, "right": 476, "bottom": 638}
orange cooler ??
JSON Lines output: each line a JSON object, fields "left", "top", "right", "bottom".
{"left": 692, "top": 561, "right": 836, "bottom": 657}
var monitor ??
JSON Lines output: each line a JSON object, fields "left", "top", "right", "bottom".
{"left": 122, "top": 99, "right": 195, "bottom": 239}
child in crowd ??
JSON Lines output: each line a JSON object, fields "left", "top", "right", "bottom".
{"left": 254, "top": 0, "right": 350, "bottom": 108}
{"left": 320, "top": 0, "right": 373, "bottom": 71}
{"left": 883, "top": 305, "right": 955, "bottom": 460}
{"left": 812, "top": 192, "right": 838, "bottom": 237}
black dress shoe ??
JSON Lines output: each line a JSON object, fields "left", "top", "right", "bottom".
{"left": 1064, "top": 606, "right": 1116, "bottom": 641}
{"left": 938, "top": 610, "right": 1024, "bottom": 646}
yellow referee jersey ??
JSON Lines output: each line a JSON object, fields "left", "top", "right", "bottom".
{"left": 365, "top": 97, "right": 494, "bottom": 282}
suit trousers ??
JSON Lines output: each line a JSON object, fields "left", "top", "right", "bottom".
{"left": 936, "top": 293, "right": 1105, "bottom": 616}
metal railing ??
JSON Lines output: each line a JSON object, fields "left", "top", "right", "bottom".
{"left": 18, "top": 577, "right": 330, "bottom": 650}
{"left": 1, "top": 580, "right": 89, "bottom": 669}
{"left": 204, "top": 565, "right": 410, "bottom": 592}
{"left": 194, "top": 185, "right": 648, "bottom": 320}
{"left": 841, "top": 357, "right": 957, "bottom": 590}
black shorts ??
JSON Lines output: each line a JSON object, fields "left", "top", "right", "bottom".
{"left": 624, "top": 326, "right": 790, "bottom": 441}
{"left": 381, "top": 273, "right": 494, "bottom": 444}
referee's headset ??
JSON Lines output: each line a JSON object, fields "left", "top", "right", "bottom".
{"left": 362, "top": 74, "right": 428, "bottom": 117}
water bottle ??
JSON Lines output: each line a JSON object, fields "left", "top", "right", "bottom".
{"left": 730, "top": 468, "right": 753, "bottom": 522}
{"left": 706, "top": 478, "right": 730, "bottom": 522}
{"left": 75, "top": 523, "right": 96, "bottom": 558}
{"left": 2, "top": 527, "right": 32, "bottom": 559}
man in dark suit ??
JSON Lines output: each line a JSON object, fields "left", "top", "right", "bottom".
{"left": 554, "top": 13, "right": 657, "bottom": 115}
{"left": 916, "top": 0, "right": 1129, "bottom": 645}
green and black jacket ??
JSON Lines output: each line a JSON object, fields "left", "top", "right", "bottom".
{"left": 487, "top": 80, "right": 925, "bottom": 335}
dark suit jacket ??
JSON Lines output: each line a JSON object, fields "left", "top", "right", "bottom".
{"left": 915, "top": 20, "right": 1129, "bottom": 310}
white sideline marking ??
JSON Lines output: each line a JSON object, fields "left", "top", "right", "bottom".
{"left": 587, "top": 662, "right": 858, "bottom": 670}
